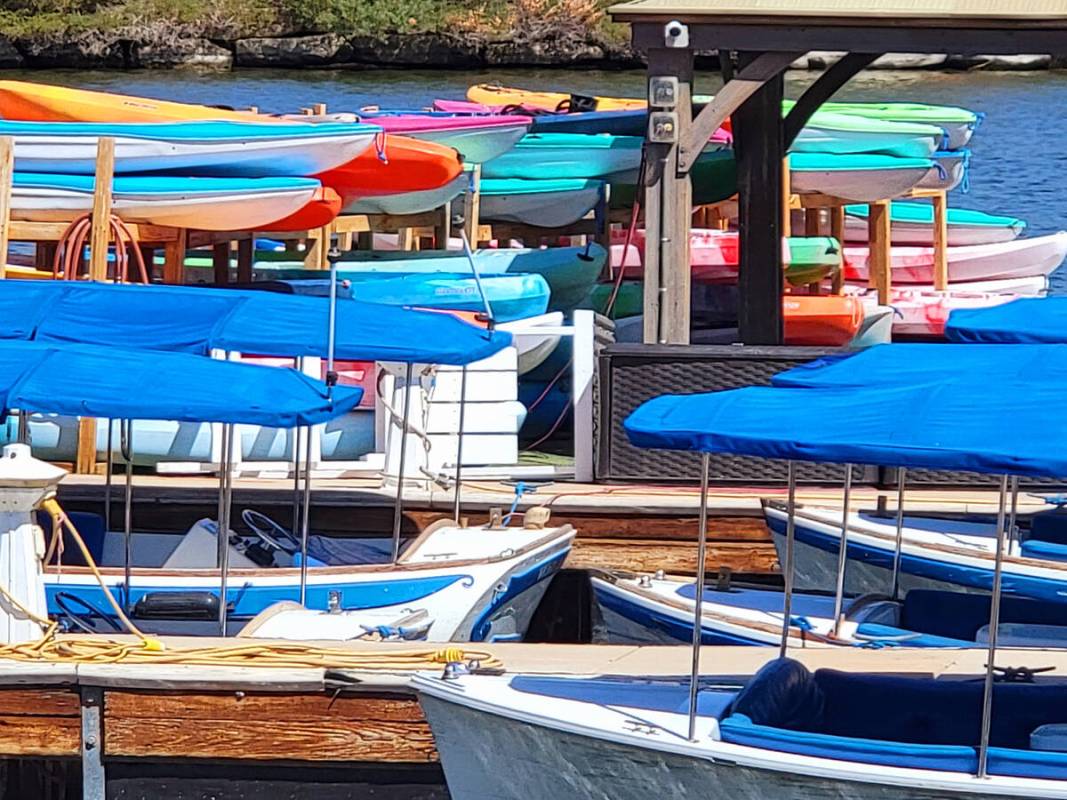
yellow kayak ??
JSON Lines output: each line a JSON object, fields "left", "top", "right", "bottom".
{"left": 466, "top": 84, "right": 647, "bottom": 112}
{"left": 0, "top": 80, "right": 263, "bottom": 123}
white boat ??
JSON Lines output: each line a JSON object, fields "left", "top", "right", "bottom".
{"left": 789, "top": 153, "right": 935, "bottom": 202}
{"left": 11, "top": 173, "right": 321, "bottom": 231}
{"left": 0, "top": 119, "right": 378, "bottom": 176}
{"left": 479, "top": 178, "right": 604, "bottom": 227}
{"left": 498, "top": 312, "right": 565, "bottom": 375}
{"left": 46, "top": 510, "right": 575, "bottom": 640}
{"left": 416, "top": 656, "right": 1067, "bottom": 799}
{"left": 343, "top": 172, "right": 468, "bottom": 216}
{"left": 845, "top": 232, "right": 1067, "bottom": 284}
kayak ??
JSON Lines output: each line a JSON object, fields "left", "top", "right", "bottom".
{"left": 351, "top": 111, "right": 530, "bottom": 163}
{"left": 917, "top": 150, "right": 970, "bottom": 192}
{"left": 315, "top": 135, "right": 463, "bottom": 207}
{"left": 853, "top": 287, "right": 1019, "bottom": 338}
{"left": 258, "top": 187, "right": 341, "bottom": 231}
{"left": 783, "top": 99, "right": 982, "bottom": 151}
{"left": 792, "top": 110, "right": 945, "bottom": 158}
{"left": 247, "top": 244, "right": 607, "bottom": 312}
{"left": 610, "top": 148, "right": 737, "bottom": 209}
{"left": 291, "top": 272, "right": 551, "bottom": 323}
{"left": 583, "top": 281, "right": 644, "bottom": 319}
{"left": 0, "top": 80, "right": 263, "bottom": 123}
{"left": 844, "top": 232, "right": 1067, "bottom": 284}
{"left": 611, "top": 229, "right": 841, "bottom": 286}
{"left": 841, "top": 202, "right": 1026, "bottom": 246}
{"left": 343, "top": 172, "right": 468, "bottom": 216}
{"left": 789, "top": 152, "right": 936, "bottom": 202}
{"left": 466, "top": 84, "right": 647, "bottom": 112}
{"left": 479, "top": 178, "right": 604, "bottom": 227}
{"left": 0, "top": 119, "right": 380, "bottom": 177}
{"left": 9, "top": 173, "right": 323, "bottom": 231}
{"left": 482, "top": 133, "right": 644, "bottom": 180}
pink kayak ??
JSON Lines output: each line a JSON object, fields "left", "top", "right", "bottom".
{"left": 844, "top": 231, "right": 1067, "bottom": 284}
{"left": 852, "top": 287, "right": 1021, "bottom": 338}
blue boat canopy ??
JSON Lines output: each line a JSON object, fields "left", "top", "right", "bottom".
{"left": 945, "top": 298, "right": 1067, "bottom": 344}
{"left": 625, "top": 376, "right": 1067, "bottom": 477}
{"left": 0, "top": 341, "right": 362, "bottom": 427}
{"left": 772, "top": 343, "right": 1062, "bottom": 389}
{"left": 0, "top": 280, "right": 510, "bottom": 364}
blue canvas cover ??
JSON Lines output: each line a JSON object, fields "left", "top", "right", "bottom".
{"left": 0, "top": 280, "right": 510, "bottom": 364}
{"left": 0, "top": 340, "right": 360, "bottom": 426}
{"left": 624, "top": 378, "right": 1067, "bottom": 477}
{"left": 772, "top": 343, "right": 1061, "bottom": 389}
{"left": 945, "top": 298, "right": 1067, "bottom": 344}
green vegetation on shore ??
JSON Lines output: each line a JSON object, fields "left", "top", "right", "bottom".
{"left": 0, "top": 0, "right": 623, "bottom": 44}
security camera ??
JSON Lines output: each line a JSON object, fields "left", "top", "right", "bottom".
{"left": 664, "top": 20, "right": 689, "bottom": 48}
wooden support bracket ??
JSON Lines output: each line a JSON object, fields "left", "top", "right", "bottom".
{"left": 868, "top": 200, "right": 892, "bottom": 304}
{"left": 89, "top": 138, "right": 116, "bottom": 282}
{"left": 782, "top": 53, "right": 883, "bottom": 149}
{"left": 0, "top": 136, "right": 12, "bottom": 279}
{"left": 679, "top": 50, "right": 802, "bottom": 174}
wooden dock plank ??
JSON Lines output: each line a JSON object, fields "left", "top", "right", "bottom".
{"left": 105, "top": 691, "right": 434, "bottom": 763}
{"left": 567, "top": 537, "right": 778, "bottom": 575}
{"left": 0, "top": 716, "right": 80, "bottom": 757}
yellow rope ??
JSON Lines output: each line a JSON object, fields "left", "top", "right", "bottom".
{"left": 2, "top": 500, "right": 503, "bottom": 672}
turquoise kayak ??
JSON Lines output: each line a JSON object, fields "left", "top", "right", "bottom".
{"left": 843, "top": 201, "right": 1027, "bottom": 246}
{"left": 480, "top": 178, "right": 604, "bottom": 227}
{"left": 249, "top": 245, "right": 606, "bottom": 313}
{"left": 482, "top": 133, "right": 642, "bottom": 180}
{"left": 784, "top": 99, "right": 982, "bottom": 150}
{"left": 789, "top": 153, "right": 936, "bottom": 203}
{"left": 792, "top": 110, "right": 946, "bottom": 158}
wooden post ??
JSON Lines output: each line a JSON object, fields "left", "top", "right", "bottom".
{"left": 463, "top": 165, "right": 481, "bottom": 246}
{"left": 931, "top": 191, "right": 949, "bottom": 290}
{"left": 804, "top": 206, "right": 821, "bottom": 293}
{"left": 313, "top": 103, "right": 327, "bottom": 116}
{"left": 781, "top": 158, "right": 792, "bottom": 238}
{"left": 75, "top": 418, "right": 97, "bottom": 475}
{"left": 643, "top": 47, "right": 694, "bottom": 345}
{"left": 868, "top": 200, "right": 892, "bottom": 305}
{"left": 830, "top": 205, "right": 846, "bottom": 295}
{"left": 734, "top": 58, "right": 784, "bottom": 345}
{"left": 433, "top": 202, "right": 451, "bottom": 249}
{"left": 162, "top": 228, "right": 186, "bottom": 284}
{"left": 0, "top": 137, "right": 12, "bottom": 279}
{"left": 89, "top": 138, "right": 116, "bottom": 282}
{"left": 237, "top": 237, "right": 254, "bottom": 283}
{"left": 212, "top": 242, "right": 231, "bottom": 285}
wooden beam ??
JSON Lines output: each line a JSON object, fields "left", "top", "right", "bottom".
{"left": 782, "top": 52, "right": 882, "bottom": 148}
{"left": 0, "top": 136, "right": 12, "bottom": 280}
{"left": 212, "top": 242, "right": 230, "bottom": 285}
{"left": 88, "top": 137, "right": 116, "bottom": 282}
{"left": 931, "top": 191, "right": 949, "bottom": 290}
{"left": 463, "top": 165, "right": 481, "bottom": 246}
{"left": 237, "top": 236, "right": 254, "bottom": 284}
{"left": 679, "top": 50, "right": 801, "bottom": 174}
{"left": 162, "top": 228, "right": 187, "bottom": 285}
{"left": 735, "top": 57, "right": 785, "bottom": 345}
{"left": 868, "top": 199, "right": 892, "bottom": 304}
{"left": 75, "top": 418, "right": 98, "bottom": 474}
{"left": 830, "top": 205, "right": 846, "bottom": 294}
{"left": 644, "top": 47, "right": 693, "bottom": 344}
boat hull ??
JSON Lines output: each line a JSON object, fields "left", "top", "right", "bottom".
{"left": 343, "top": 172, "right": 467, "bottom": 216}
{"left": 480, "top": 179, "right": 603, "bottom": 227}
{"left": 791, "top": 165, "right": 932, "bottom": 202}
{"left": 406, "top": 124, "right": 529, "bottom": 164}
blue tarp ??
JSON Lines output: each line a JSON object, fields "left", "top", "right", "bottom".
{"left": 772, "top": 343, "right": 1065, "bottom": 389}
{"left": 0, "top": 340, "right": 361, "bottom": 427}
{"left": 624, "top": 377, "right": 1067, "bottom": 477}
{"left": 945, "top": 298, "right": 1067, "bottom": 344}
{"left": 0, "top": 280, "right": 510, "bottom": 364}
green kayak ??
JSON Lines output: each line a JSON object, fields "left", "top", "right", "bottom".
{"left": 610, "top": 149, "right": 736, "bottom": 209}
{"left": 783, "top": 99, "right": 981, "bottom": 150}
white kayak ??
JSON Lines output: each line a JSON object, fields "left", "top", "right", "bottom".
{"left": 844, "top": 231, "right": 1067, "bottom": 284}
{"left": 854, "top": 287, "right": 1018, "bottom": 338}
{"left": 344, "top": 173, "right": 468, "bottom": 216}
{"left": 840, "top": 202, "right": 1026, "bottom": 247}
{"left": 10, "top": 173, "right": 322, "bottom": 231}
{"left": 791, "top": 111, "right": 945, "bottom": 158}
{"left": 0, "top": 119, "right": 379, "bottom": 176}
{"left": 479, "top": 178, "right": 604, "bottom": 227}
{"left": 790, "top": 153, "right": 935, "bottom": 202}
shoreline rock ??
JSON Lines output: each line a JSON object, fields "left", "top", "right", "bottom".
{"left": 0, "top": 34, "right": 1063, "bottom": 71}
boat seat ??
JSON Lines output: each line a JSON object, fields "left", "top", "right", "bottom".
{"left": 1029, "top": 510, "right": 1067, "bottom": 545}
{"left": 976, "top": 623, "right": 1067, "bottom": 648}
{"left": 1021, "top": 538, "right": 1067, "bottom": 563}
{"left": 900, "top": 589, "right": 1067, "bottom": 642}
{"left": 162, "top": 519, "right": 258, "bottom": 570}
{"left": 1032, "top": 724, "right": 1067, "bottom": 752}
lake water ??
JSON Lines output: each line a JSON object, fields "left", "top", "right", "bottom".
{"left": 10, "top": 66, "right": 1067, "bottom": 290}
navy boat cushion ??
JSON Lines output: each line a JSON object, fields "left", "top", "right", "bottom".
{"left": 1021, "top": 538, "right": 1067, "bottom": 563}
{"left": 728, "top": 658, "right": 825, "bottom": 730}
{"left": 1030, "top": 510, "right": 1067, "bottom": 545}
{"left": 900, "top": 589, "right": 1067, "bottom": 642}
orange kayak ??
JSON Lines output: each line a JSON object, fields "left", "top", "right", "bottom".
{"left": 314, "top": 136, "right": 463, "bottom": 206}
{"left": 783, "top": 295, "right": 865, "bottom": 346}
{"left": 258, "top": 187, "right": 341, "bottom": 232}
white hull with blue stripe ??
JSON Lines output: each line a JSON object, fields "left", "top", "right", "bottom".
{"left": 44, "top": 515, "right": 575, "bottom": 641}
{"left": 416, "top": 659, "right": 1067, "bottom": 799}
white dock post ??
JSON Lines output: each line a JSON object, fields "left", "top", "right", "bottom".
{"left": 572, "top": 310, "right": 596, "bottom": 482}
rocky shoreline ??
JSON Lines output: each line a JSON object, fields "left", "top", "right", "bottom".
{"left": 0, "top": 31, "right": 1061, "bottom": 72}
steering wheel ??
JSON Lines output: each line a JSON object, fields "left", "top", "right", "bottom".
{"left": 241, "top": 509, "right": 301, "bottom": 553}
{"left": 53, "top": 591, "right": 124, "bottom": 634}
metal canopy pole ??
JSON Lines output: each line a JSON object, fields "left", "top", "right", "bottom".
{"left": 977, "top": 474, "right": 1013, "bottom": 779}
{"left": 452, "top": 366, "right": 468, "bottom": 524}
{"left": 104, "top": 418, "right": 114, "bottom": 533}
{"left": 778, "top": 460, "right": 797, "bottom": 658}
{"left": 687, "top": 452, "right": 711, "bottom": 742}
{"left": 121, "top": 420, "right": 134, "bottom": 613}
{"left": 291, "top": 358, "right": 303, "bottom": 537}
{"left": 890, "top": 467, "right": 908, "bottom": 600}
{"left": 830, "top": 463, "right": 853, "bottom": 636}
{"left": 298, "top": 426, "right": 313, "bottom": 605}
{"left": 217, "top": 423, "right": 235, "bottom": 634}
{"left": 391, "top": 363, "right": 415, "bottom": 562}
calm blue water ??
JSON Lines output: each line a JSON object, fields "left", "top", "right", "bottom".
{"left": 12, "top": 67, "right": 1067, "bottom": 291}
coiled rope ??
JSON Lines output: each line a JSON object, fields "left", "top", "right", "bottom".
{"left": 0, "top": 499, "right": 502, "bottom": 672}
